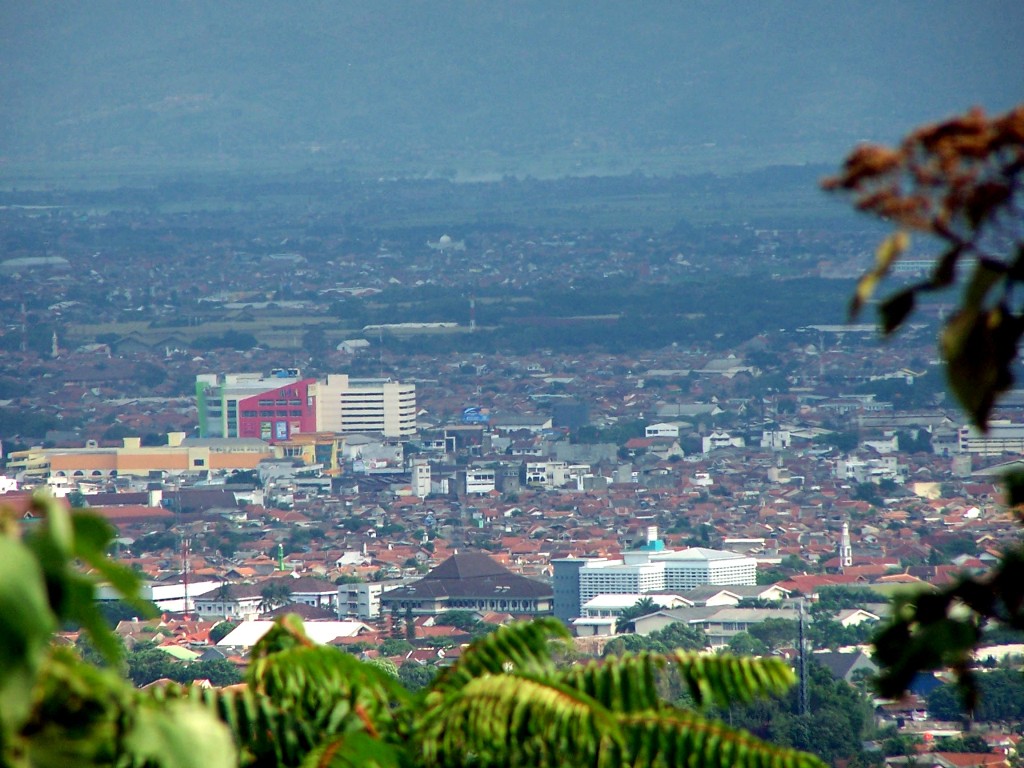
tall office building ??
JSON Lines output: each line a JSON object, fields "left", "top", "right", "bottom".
{"left": 551, "top": 557, "right": 604, "bottom": 623}
{"left": 552, "top": 527, "right": 757, "bottom": 622}
{"left": 196, "top": 371, "right": 416, "bottom": 441}
{"left": 316, "top": 375, "right": 416, "bottom": 438}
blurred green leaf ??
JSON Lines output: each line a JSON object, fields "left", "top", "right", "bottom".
{"left": 879, "top": 289, "right": 915, "bottom": 334}
{"left": 126, "top": 700, "right": 237, "bottom": 768}
{"left": 963, "top": 259, "right": 1005, "bottom": 310}
{"left": 875, "top": 231, "right": 909, "bottom": 272}
{"left": 299, "top": 732, "right": 401, "bottom": 768}
{"left": 0, "top": 536, "right": 56, "bottom": 735}
{"left": 1004, "top": 469, "right": 1024, "bottom": 509}
{"left": 941, "top": 307, "right": 1024, "bottom": 429}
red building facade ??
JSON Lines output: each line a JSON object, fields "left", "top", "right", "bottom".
{"left": 236, "top": 378, "right": 318, "bottom": 442}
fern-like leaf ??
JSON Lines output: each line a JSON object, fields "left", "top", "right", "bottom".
{"left": 418, "top": 673, "right": 623, "bottom": 768}
{"left": 179, "top": 619, "right": 410, "bottom": 767}
{"left": 559, "top": 652, "right": 666, "bottom": 713}
{"left": 670, "top": 651, "right": 796, "bottom": 710}
{"left": 430, "top": 618, "right": 570, "bottom": 694}
{"left": 298, "top": 732, "right": 402, "bottom": 768}
{"left": 247, "top": 616, "right": 408, "bottom": 734}
{"left": 620, "top": 709, "right": 828, "bottom": 768}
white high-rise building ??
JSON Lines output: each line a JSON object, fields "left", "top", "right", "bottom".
{"left": 578, "top": 560, "right": 667, "bottom": 607}
{"left": 315, "top": 375, "right": 417, "bottom": 438}
{"left": 558, "top": 528, "right": 757, "bottom": 619}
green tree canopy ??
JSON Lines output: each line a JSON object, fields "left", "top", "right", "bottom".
{"left": 727, "top": 632, "right": 768, "bottom": 656}
{"left": 379, "top": 638, "right": 415, "bottom": 657}
{"left": 434, "top": 610, "right": 482, "bottom": 632}
{"left": 748, "top": 618, "right": 798, "bottom": 652}
{"left": 927, "top": 670, "right": 1024, "bottom": 722}
{"left": 258, "top": 581, "right": 293, "bottom": 613}
{"left": 725, "top": 662, "right": 874, "bottom": 766}
{"left": 399, "top": 661, "right": 437, "bottom": 692}
{"left": 209, "top": 621, "right": 238, "bottom": 644}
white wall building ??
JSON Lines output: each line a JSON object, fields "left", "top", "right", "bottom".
{"left": 464, "top": 467, "right": 497, "bottom": 495}
{"left": 218, "top": 620, "right": 371, "bottom": 648}
{"left": 578, "top": 560, "right": 667, "bottom": 607}
{"left": 702, "top": 430, "right": 745, "bottom": 454}
{"left": 98, "top": 580, "right": 222, "bottom": 615}
{"left": 760, "top": 430, "right": 791, "bottom": 450}
{"left": 958, "top": 420, "right": 1024, "bottom": 456}
{"left": 572, "top": 541, "right": 757, "bottom": 615}
{"left": 338, "top": 581, "right": 400, "bottom": 619}
{"left": 411, "top": 457, "right": 431, "bottom": 498}
{"left": 656, "top": 548, "right": 758, "bottom": 591}
{"left": 316, "top": 375, "right": 416, "bottom": 438}
{"left": 522, "top": 460, "right": 572, "bottom": 489}
{"left": 835, "top": 455, "right": 906, "bottom": 485}
{"left": 580, "top": 593, "right": 690, "bottom": 618}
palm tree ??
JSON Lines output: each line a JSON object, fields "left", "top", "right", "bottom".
{"left": 616, "top": 596, "right": 658, "bottom": 634}
{"left": 258, "top": 581, "right": 293, "bottom": 614}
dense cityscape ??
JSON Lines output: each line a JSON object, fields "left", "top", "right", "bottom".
{"left": 3, "top": 167, "right": 1024, "bottom": 764}
{"left": 3, "top": 5, "right": 1024, "bottom": 767}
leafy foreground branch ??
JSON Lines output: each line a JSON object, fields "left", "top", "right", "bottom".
{"left": 1, "top": 493, "right": 825, "bottom": 768}
{"left": 823, "top": 103, "right": 1024, "bottom": 429}
{"left": 824, "top": 103, "right": 1024, "bottom": 710}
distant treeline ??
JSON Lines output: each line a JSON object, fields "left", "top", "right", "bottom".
{"left": 343, "top": 277, "right": 850, "bottom": 356}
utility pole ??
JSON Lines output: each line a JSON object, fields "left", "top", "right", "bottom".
{"left": 182, "top": 536, "right": 191, "bottom": 620}
{"left": 797, "top": 597, "right": 808, "bottom": 717}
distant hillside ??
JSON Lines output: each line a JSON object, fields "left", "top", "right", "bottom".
{"left": 1, "top": 2, "right": 1022, "bottom": 182}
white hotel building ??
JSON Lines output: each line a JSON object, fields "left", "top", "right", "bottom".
{"left": 555, "top": 527, "right": 757, "bottom": 620}
{"left": 316, "top": 375, "right": 417, "bottom": 438}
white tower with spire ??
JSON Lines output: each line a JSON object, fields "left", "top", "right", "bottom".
{"left": 839, "top": 521, "right": 853, "bottom": 568}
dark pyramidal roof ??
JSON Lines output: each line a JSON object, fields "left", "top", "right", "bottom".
{"left": 385, "top": 552, "right": 552, "bottom": 600}
{"left": 427, "top": 552, "right": 510, "bottom": 580}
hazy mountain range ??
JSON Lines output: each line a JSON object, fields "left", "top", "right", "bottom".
{"left": 2, "top": 2, "right": 1022, "bottom": 182}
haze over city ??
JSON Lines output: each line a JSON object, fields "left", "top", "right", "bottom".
{"left": 2, "top": 3, "right": 1022, "bottom": 179}
{"left": 3, "top": 5, "right": 1024, "bottom": 766}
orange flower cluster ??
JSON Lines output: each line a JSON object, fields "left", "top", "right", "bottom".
{"left": 823, "top": 105, "right": 1024, "bottom": 241}
{"left": 825, "top": 105, "right": 1024, "bottom": 429}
